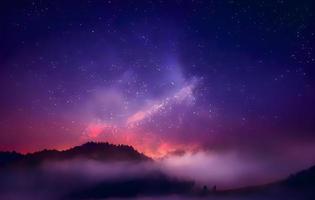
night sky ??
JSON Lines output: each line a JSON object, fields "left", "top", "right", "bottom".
{"left": 1, "top": 0, "right": 315, "bottom": 168}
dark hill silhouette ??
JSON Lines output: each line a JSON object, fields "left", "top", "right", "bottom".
{"left": 0, "top": 142, "right": 195, "bottom": 199}
{"left": 0, "top": 151, "right": 23, "bottom": 165}
{"left": 0, "top": 142, "right": 151, "bottom": 168}
{"left": 284, "top": 165, "right": 315, "bottom": 188}
{"left": 213, "top": 165, "right": 315, "bottom": 199}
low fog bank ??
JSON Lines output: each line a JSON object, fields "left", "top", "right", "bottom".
{"left": 0, "top": 149, "right": 314, "bottom": 199}
{"left": 0, "top": 159, "right": 194, "bottom": 199}
{"left": 159, "top": 151, "right": 304, "bottom": 189}
{"left": 159, "top": 140, "right": 315, "bottom": 189}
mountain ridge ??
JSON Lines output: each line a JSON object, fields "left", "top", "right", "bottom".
{"left": 0, "top": 141, "right": 151, "bottom": 168}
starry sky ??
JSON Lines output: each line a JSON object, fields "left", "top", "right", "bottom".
{"left": 1, "top": 0, "right": 315, "bottom": 164}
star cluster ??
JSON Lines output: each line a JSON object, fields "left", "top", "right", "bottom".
{"left": 1, "top": 0, "right": 315, "bottom": 162}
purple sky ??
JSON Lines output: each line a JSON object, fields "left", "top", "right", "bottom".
{"left": 1, "top": 0, "right": 315, "bottom": 182}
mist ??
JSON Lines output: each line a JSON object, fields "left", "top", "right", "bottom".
{"left": 1, "top": 148, "right": 313, "bottom": 199}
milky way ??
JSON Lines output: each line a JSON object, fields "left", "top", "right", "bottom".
{"left": 1, "top": 0, "right": 315, "bottom": 170}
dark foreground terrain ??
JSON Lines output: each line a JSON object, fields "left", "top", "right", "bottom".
{"left": 0, "top": 142, "right": 314, "bottom": 200}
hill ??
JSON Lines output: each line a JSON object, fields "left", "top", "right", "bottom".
{"left": 0, "top": 142, "right": 151, "bottom": 168}
{"left": 212, "top": 165, "right": 315, "bottom": 200}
